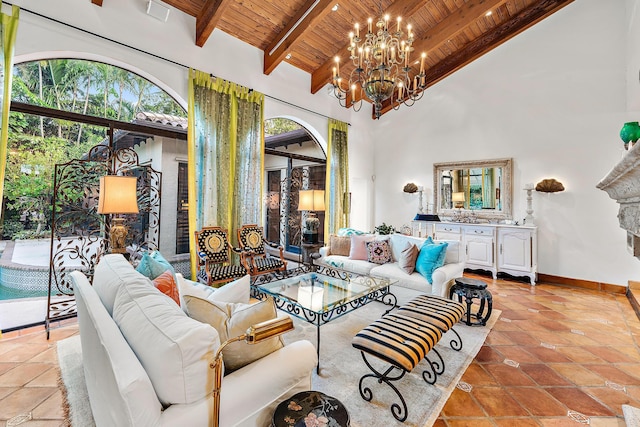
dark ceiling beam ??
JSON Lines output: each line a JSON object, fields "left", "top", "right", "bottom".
{"left": 310, "top": 0, "right": 426, "bottom": 94}
{"left": 265, "top": 128, "right": 313, "bottom": 148}
{"left": 91, "top": 0, "right": 103, "bottom": 6}
{"left": 376, "top": 0, "right": 576, "bottom": 117}
{"left": 264, "top": 0, "right": 335, "bottom": 75}
{"left": 196, "top": 0, "right": 232, "bottom": 47}
{"left": 265, "top": 148, "right": 326, "bottom": 164}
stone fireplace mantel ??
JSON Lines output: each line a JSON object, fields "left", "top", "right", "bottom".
{"left": 597, "top": 142, "right": 640, "bottom": 255}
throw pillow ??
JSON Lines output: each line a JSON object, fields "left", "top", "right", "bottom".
{"left": 365, "top": 240, "right": 392, "bottom": 264}
{"left": 328, "top": 235, "right": 351, "bottom": 256}
{"left": 184, "top": 296, "right": 284, "bottom": 372}
{"left": 398, "top": 242, "right": 419, "bottom": 274}
{"left": 337, "top": 227, "right": 365, "bottom": 236}
{"left": 136, "top": 251, "right": 175, "bottom": 281}
{"left": 152, "top": 269, "right": 180, "bottom": 306}
{"left": 178, "top": 274, "right": 250, "bottom": 305}
{"left": 348, "top": 234, "right": 374, "bottom": 260}
{"left": 415, "top": 239, "right": 449, "bottom": 284}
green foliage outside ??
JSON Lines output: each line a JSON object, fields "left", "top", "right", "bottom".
{"left": 264, "top": 117, "right": 301, "bottom": 136}
{"left": 2, "top": 59, "right": 185, "bottom": 240}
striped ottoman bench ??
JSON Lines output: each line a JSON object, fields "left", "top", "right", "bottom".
{"left": 352, "top": 313, "right": 443, "bottom": 422}
{"left": 397, "top": 294, "right": 465, "bottom": 352}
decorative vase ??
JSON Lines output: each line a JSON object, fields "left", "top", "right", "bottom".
{"left": 619, "top": 122, "right": 640, "bottom": 150}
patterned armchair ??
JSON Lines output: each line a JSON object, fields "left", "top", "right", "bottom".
{"left": 194, "top": 226, "right": 247, "bottom": 287}
{"left": 237, "top": 224, "right": 287, "bottom": 276}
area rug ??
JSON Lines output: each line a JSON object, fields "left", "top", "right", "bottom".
{"left": 57, "top": 302, "right": 498, "bottom": 427}
{"left": 623, "top": 404, "right": 640, "bottom": 427}
{"left": 283, "top": 302, "right": 499, "bottom": 427}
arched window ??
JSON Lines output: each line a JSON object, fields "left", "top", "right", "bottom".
{"left": 264, "top": 118, "right": 326, "bottom": 257}
{"left": 1, "top": 58, "right": 186, "bottom": 318}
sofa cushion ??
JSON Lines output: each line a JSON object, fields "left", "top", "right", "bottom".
{"left": 369, "top": 263, "right": 434, "bottom": 293}
{"left": 398, "top": 242, "right": 419, "bottom": 274}
{"left": 93, "top": 254, "right": 150, "bottom": 315}
{"left": 112, "top": 277, "right": 220, "bottom": 406}
{"left": 337, "top": 227, "right": 366, "bottom": 236}
{"left": 184, "top": 296, "right": 283, "bottom": 372}
{"left": 323, "top": 255, "right": 377, "bottom": 275}
{"left": 366, "top": 240, "right": 392, "bottom": 264}
{"left": 349, "top": 234, "right": 374, "bottom": 260}
{"left": 328, "top": 235, "right": 351, "bottom": 256}
{"left": 152, "top": 270, "right": 180, "bottom": 306}
{"left": 415, "top": 238, "right": 449, "bottom": 284}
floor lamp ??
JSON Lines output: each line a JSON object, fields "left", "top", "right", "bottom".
{"left": 212, "top": 316, "right": 294, "bottom": 427}
{"left": 98, "top": 175, "right": 139, "bottom": 254}
{"left": 298, "top": 189, "right": 325, "bottom": 244}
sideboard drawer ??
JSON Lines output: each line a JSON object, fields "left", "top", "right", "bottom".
{"left": 435, "top": 224, "right": 461, "bottom": 234}
{"left": 465, "top": 226, "right": 494, "bottom": 237}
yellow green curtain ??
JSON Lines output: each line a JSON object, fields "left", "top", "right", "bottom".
{"left": 325, "top": 118, "right": 349, "bottom": 235}
{"left": 187, "top": 69, "right": 264, "bottom": 277}
{"left": 0, "top": 5, "right": 19, "bottom": 206}
{"left": 0, "top": 6, "right": 18, "bottom": 340}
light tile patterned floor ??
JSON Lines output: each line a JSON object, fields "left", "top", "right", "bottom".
{"left": 0, "top": 275, "right": 638, "bottom": 426}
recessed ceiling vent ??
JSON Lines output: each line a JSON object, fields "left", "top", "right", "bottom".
{"left": 146, "top": 0, "right": 170, "bottom": 22}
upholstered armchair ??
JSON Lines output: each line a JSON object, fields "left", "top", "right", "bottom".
{"left": 194, "top": 226, "right": 247, "bottom": 287}
{"left": 237, "top": 224, "right": 287, "bottom": 276}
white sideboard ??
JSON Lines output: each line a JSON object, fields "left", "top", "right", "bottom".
{"left": 426, "top": 222, "right": 537, "bottom": 284}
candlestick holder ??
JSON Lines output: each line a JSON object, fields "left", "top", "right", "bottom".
{"left": 524, "top": 186, "right": 535, "bottom": 225}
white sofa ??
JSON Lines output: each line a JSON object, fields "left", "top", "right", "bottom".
{"left": 314, "top": 233, "right": 464, "bottom": 299}
{"left": 72, "top": 254, "right": 317, "bottom": 427}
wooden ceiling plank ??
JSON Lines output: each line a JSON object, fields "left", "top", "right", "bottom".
{"left": 376, "top": 0, "right": 575, "bottom": 117}
{"left": 310, "top": 0, "right": 426, "bottom": 93}
{"left": 264, "top": 0, "right": 336, "bottom": 75}
{"left": 91, "top": 0, "right": 103, "bottom": 6}
{"left": 196, "top": 0, "right": 233, "bottom": 47}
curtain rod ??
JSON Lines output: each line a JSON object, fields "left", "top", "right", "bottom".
{"left": 3, "top": 0, "right": 351, "bottom": 126}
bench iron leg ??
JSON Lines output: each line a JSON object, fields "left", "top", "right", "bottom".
{"left": 358, "top": 351, "right": 409, "bottom": 422}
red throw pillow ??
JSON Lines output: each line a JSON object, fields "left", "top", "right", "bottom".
{"left": 152, "top": 269, "right": 180, "bottom": 306}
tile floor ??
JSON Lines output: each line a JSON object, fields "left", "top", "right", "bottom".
{"left": 0, "top": 275, "right": 639, "bottom": 427}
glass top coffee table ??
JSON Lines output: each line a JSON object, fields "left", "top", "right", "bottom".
{"left": 251, "top": 268, "right": 398, "bottom": 372}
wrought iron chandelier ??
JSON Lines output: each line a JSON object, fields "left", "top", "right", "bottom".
{"left": 331, "top": 5, "right": 427, "bottom": 119}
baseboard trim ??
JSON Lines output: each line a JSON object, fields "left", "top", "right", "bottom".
{"left": 537, "top": 274, "right": 626, "bottom": 294}
{"left": 627, "top": 282, "right": 640, "bottom": 321}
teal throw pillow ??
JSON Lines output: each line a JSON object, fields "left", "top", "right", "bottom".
{"left": 415, "top": 238, "right": 448, "bottom": 284}
{"left": 137, "top": 251, "right": 175, "bottom": 281}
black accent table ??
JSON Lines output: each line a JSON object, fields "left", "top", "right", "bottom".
{"left": 449, "top": 277, "right": 493, "bottom": 326}
{"left": 272, "top": 391, "right": 350, "bottom": 427}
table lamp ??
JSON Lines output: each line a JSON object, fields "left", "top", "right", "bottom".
{"left": 452, "top": 192, "right": 465, "bottom": 209}
{"left": 298, "top": 189, "right": 325, "bottom": 244}
{"left": 98, "top": 175, "right": 139, "bottom": 254}
{"left": 212, "top": 316, "right": 294, "bottom": 427}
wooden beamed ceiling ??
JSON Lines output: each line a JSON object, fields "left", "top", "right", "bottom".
{"left": 142, "top": 0, "right": 575, "bottom": 118}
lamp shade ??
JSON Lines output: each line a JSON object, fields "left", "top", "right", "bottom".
{"left": 298, "top": 189, "right": 325, "bottom": 211}
{"left": 452, "top": 192, "right": 465, "bottom": 202}
{"left": 98, "top": 175, "right": 139, "bottom": 214}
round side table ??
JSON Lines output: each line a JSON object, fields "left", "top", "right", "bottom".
{"left": 449, "top": 277, "right": 493, "bottom": 326}
{"left": 272, "top": 391, "right": 350, "bottom": 427}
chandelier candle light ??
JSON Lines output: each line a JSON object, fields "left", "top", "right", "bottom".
{"left": 331, "top": 6, "right": 427, "bottom": 119}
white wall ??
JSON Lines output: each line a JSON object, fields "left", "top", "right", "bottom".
{"left": 370, "top": 0, "right": 639, "bottom": 286}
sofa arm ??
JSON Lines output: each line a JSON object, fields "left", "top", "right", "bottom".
{"left": 218, "top": 340, "right": 317, "bottom": 426}
{"left": 430, "top": 262, "right": 464, "bottom": 298}
{"left": 319, "top": 246, "right": 330, "bottom": 257}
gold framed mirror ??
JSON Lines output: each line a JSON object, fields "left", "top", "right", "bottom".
{"left": 433, "top": 158, "right": 513, "bottom": 221}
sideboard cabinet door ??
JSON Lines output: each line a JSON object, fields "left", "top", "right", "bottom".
{"left": 497, "top": 227, "right": 537, "bottom": 285}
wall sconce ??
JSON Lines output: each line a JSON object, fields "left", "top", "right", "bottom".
{"left": 212, "top": 317, "right": 294, "bottom": 427}
{"left": 298, "top": 189, "right": 325, "bottom": 243}
{"left": 535, "top": 178, "right": 565, "bottom": 193}
{"left": 98, "top": 175, "right": 139, "bottom": 254}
